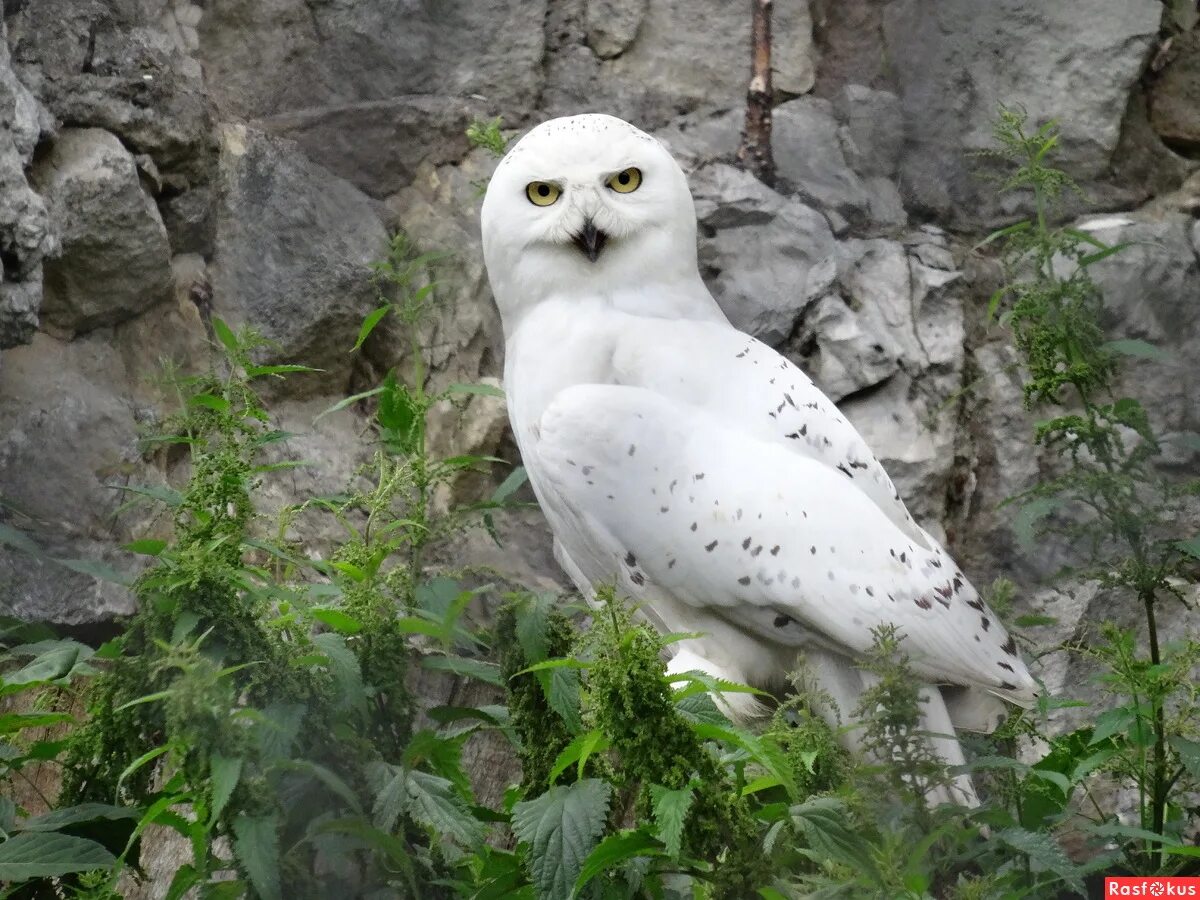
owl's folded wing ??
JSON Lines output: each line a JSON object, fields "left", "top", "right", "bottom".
{"left": 609, "top": 317, "right": 932, "bottom": 550}
{"left": 533, "top": 381, "right": 1037, "bottom": 704}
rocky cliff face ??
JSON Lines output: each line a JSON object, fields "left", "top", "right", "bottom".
{"left": 1, "top": 1, "right": 1198, "bottom": 657}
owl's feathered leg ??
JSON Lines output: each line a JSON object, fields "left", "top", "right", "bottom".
{"left": 797, "top": 648, "right": 982, "bottom": 808}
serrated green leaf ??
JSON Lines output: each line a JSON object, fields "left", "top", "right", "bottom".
{"left": 1169, "top": 735, "right": 1200, "bottom": 781}
{"left": 673, "top": 692, "right": 729, "bottom": 726}
{"left": 1013, "top": 614, "right": 1057, "bottom": 628}
{"left": 573, "top": 829, "right": 664, "bottom": 897}
{"left": 1089, "top": 706, "right": 1136, "bottom": 746}
{"left": 404, "top": 769, "right": 485, "bottom": 848}
{"left": 512, "top": 779, "right": 611, "bottom": 900}
{"left": 0, "top": 831, "right": 115, "bottom": 880}
{"left": 211, "top": 317, "right": 239, "bottom": 354}
{"left": 209, "top": 754, "right": 243, "bottom": 824}
{"left": 514, "top": 593, "right": 555, "bottom": 663}
{"left": 0, "top": 711, "right": 72, "bottom": 733}
{"left": 404, "top": 730, "right": 471, "bottom": 796}
{"left": 189, "top": 393, "right": 231, "bottom": 413}
{"left": 313, "top": 385, "right": 386, "bottom": 423}
{"left": 649, "top": 785, "right": 693, "bottom": 858}
{"left": 2, "top": 643, "right": 83, "bottom": 688}
{"left": 244, "top": 364, "right": 322, "bottom": 377}
{"left": 123, "top": 538, "right": 167, "bottom": 556}
{"left": 421, "top": 654, "right": 503, "bottom": 686}
{"left": 1089, "top": 823, "right": 1181, "bottom": 845}
{"left": 1176, "top": 536, "right": 1200, "bottom": 561}
{"left": 112, "top": 483, "right": 183, "bottom": 507}
{"left": 352, "top": 304, "right": 392, "bottom": 352}
{"left": 1013, "top": 497, "right": 1058, "bottom": 551}
{"left": 996, "top": 827, "right": 1084, "bottom": 894}
{"left": 312, "top": 632, "right": 366, "bottom": 716}
{"left": 1103, "top": 338, "right": 1172, "bottom": 363}
{"left": 548, "top": 730, "right": 609, "bottom": 785}
{"left": 232, "top": 814, "right": 282, "bottom": 900}
{"left": 17, "top": 802, "right": 137, "bottom": 833}
{"left": 790, "top": 797, "right": 877, "bottom": 878}
{"left": 538, "top": 666, "right": 582, "bottom": 734}
{"left": 310, "top": 607, "right": 363, "bottom": 634}
{"left": 163, "top": 864, "right": 202, "bottom": 900}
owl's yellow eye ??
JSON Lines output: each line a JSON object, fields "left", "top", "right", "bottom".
{"left": 607, "top": 167, "right": 642, "bottom": 193}
{"left": 526, "top": 181, "right": 561, "bottom": 206}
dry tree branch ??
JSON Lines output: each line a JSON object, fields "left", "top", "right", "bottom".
{"left": 736, "top": 0, "right": 775, "bottom": 186}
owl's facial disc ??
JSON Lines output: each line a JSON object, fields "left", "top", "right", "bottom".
{"left": 572, "top": 218, "right": 608, "bottom": 263}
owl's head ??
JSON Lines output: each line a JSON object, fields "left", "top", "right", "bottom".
{"left": 481, "top": 114, "right": 702, "bottom": 326}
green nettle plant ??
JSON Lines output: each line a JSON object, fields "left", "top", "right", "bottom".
{"left": 977, "top": 107, "right": 1200, "bottom": 876}
{"left": 2, "top": 111, "right": 1198, "bottom": 900}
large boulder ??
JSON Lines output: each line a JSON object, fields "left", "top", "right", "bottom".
{"left": 881, "top": 0, "right": 1166, "bottom": 224}
{"left": 197, "top": 0, "right": 547, "bottom": 121}
{"left": 209, "top": 125, "right": 389, "bottom": 389}
{"left": 31, "top": 128, "right": 173, "bottom": 336}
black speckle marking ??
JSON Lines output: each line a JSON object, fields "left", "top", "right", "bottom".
{"left": 997, "top": 661, "right": 1015, "bottom": 673}
{"left": 669, "top": 479, "right": 677, "bottom": 494}
{"left": 735, "top": 351, "right": 746, "bottom": 358}
{"left": 668, "top": 558, "right": 677, "bottom": 569}
{"left": 625, "top": 551, "right": 637, "bottom": 566}
{"left": 837, "top": 463, "right": 853, "bottom": 478}
{"left": 791, "top": 576, "right": 800, "bottom": 588}
{"left": 566, "top": 459, "right": 576, "bottom": 466}
{"left": 783, "top": 393, "right": 796, "bottom": 408}
{"left": 823, "top": 437, "right": 832, "bottom": 447}
{"left": 773, "top": 614, "right": 791, "bottom": 627}
{"left": 849, "top": 459, "right": 868, "bottom": 470}
{"left": 660, "top": 506, "right": 669, "bottom": 513}
{"left": 1000, "top": 680, "right": 1017, "bottom": 691}
{"left": 914, "top": 596, "right": 932, "bottom": 610}
{"left": 628, "top": 444, "right": 636, "bottom": 456}
{"left": 981, "top": 616, "right": 990, "bottom": 631}
{"left": 690, "top": 522, "right": 698, "bottom": 532}
{"left": 582, "top": 465, "right": 593, "bottom": 475}
{"left": 751, "top": 545, "right": 763, "bottom": 557}
{"left": 587, "top": 480, "right": 594, "bottom": 486}
{"left": 865, "top": 586, "right": 874, "bottom": 597}
{"left": 887, "top": 593, "right": 896, "bottom": 602}
{"left": 631, "top": 571, "right": 645, "bottom": 586}
{"left": 770, "top": 545, "right": 780, "bottom": 556}
{"left": 738, "top": 575, "right": 751, "bottom": 586}
{"left": 930, "top": 558, "right": 942, "bottom": 568}
{"left": 694, "top": 472, "right": 705, "bottom": 480}
{"left": 705, "top": 540, "right": 718, "bottom": 552}
{"left": 810, "top": 546, "right": 817, "bottom": 554}
{"left": 966, "top": 597, "right": 985, "bottom": 611}
{"left": 1001, "top": 636, "right": 1018, "bottom": 656}
{"left": 828, "top": 570, "right": 836, "bottom": 580}
{"left": 974, "top": 635, "right": 981, "bottom": 642}
{"left": 742, "top": 537, "right": 752, "bottom": 550}
{"left": 607, "top": 494, "right": 614, "bottom": 500}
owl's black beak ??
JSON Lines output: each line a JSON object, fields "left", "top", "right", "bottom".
{"left": 572, "top": 219, "right": 608, "bottom": 263}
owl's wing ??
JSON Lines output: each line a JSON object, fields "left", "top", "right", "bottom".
{"left": 533, "top": 381, "right": 1036, "bottom": 704}
{"left": 609, "top": 317, "right": 931, "bottom": 549}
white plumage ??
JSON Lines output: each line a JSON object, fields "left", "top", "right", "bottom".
{"left": 481, "top": 114, "right": 1037, "bottom": 806}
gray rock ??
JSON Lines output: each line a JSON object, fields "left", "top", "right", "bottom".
{"left": 8, "top": 1, "right": 216, "bottom": 183}
{"left": 1149, "top": 31, "right": 1200, "bottom": 152}
{"left": 197, "top": 0, "right": 547, "bottom": 122}
{"left": 0, "top": 20, "right": 54, "bottom": 352}
{"left": 586, "top": 0, "right": 649, "bottom": 59}
{"left": 834, "top": 85, "right": 904, "bottom": 179}
{"left": 209, "top": 125, "right": 389, "bottom": 389}
{"left": 31, "top": 128, "right": 173, "bottom": 336}
{"left": 0, "top": 333, "right": 143, "bottom": 626}
{"left": 691, "top": 163, "right": 837, "bottom": 345}
{"left": 773, "top": 96, "right": 873, "bottom": 225}
{"left": 882, "top": 0, "right": 1163, "bottom": 223}
{"left": 255, "top": 95, "right": 485, "bottom": 200}
{"left": 543, "top": 0, "right": 817, "bottom": 125}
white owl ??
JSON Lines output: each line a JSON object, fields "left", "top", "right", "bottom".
{"left": 481, "top": 114, "right": 1037, "bottom": 806}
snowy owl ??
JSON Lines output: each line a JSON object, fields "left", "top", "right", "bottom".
{"left": 481, "top": 113, "right": 1037, "bottom": 806}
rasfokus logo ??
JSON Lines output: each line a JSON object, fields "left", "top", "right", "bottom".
{"left": 1106, "top": 877, "right": 1200, "bottom": 896}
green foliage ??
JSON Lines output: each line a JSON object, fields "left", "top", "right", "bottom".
{"left": 466, "top": 116, "right": 510, "bottom": 158}
{"left": 979, "top": 106, "right": 1200, "bottom": 879}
